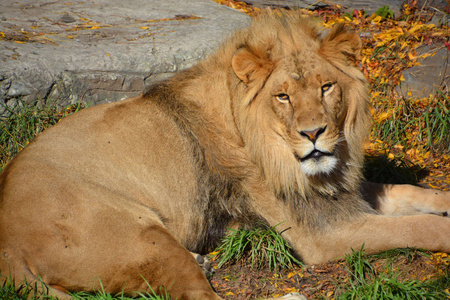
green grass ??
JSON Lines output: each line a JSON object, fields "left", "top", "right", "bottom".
{"left": 0, "top": 99, "right": 83, "bottom": 171}
{"left": 339, "top": 246, "right": 450, "bottom": 300}
{"left": 0, "top": 275, "right": 171, "bottom": 300}
{"left": 371, "top": 91, "right": 450, "bottom": 154}
{"left": 213, "top": 223, "right": 302, "bottom": 272}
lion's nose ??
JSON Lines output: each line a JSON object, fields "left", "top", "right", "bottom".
{"left": 299, "top": 126, "right": 327, "bottom": 143}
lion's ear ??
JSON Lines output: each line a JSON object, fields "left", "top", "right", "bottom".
{"left": 320, "top": 24, "right": 361, "bottom": 64}
{"left": 232, "top": 49, "right": 273, "bottom": 84}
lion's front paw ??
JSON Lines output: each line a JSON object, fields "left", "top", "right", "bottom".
{"left": 419, "top": 189, "right": 450, "bottom": 217}
{"left": 382, "top": 185, "right": 450, "bottom": 217}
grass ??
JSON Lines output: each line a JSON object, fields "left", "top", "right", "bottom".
{"left": 339, "top": 247, "right": 450, "bottom": 299}
{"left": 0, "top": 274, "right": 171, "bottom": 300}
{"left": 371, "top": 91, "right": 450, "bottom": 154}
{"left": 0, "top": 99, "right": 83, "bottom": 171}
{"left": 213, "top": 223, "right": 302, "bottom": 272}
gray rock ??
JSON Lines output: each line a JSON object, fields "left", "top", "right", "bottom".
{"left": 397, "top": 46, "right": 449, "bottom": 98}
{"left": 60, "top": 13, "right": 77, "bottom": 24}
{"left": 0, "top": 0, "right": 250, "bottom": 113}
{"left": 244, "top": 0, "right": 404, "bottom": 16}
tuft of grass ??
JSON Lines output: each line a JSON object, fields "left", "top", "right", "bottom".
{"left": 371, "top": 91, "right": 450, "bottom": 154}
{"left": 213, "top": 223, "right": 302, "bottom": 272}
{"left": 0, "top": 274, "right": 171, "bottom": 300}
{"left": 371, "top": 247, "right": 429, "bottom": 262}
{"left": 0, "top": 274, "right": 54, "bottom": 299}
{"left": 339, "top": 246, "right": 450, "bottom": 299}
{"left": 344, "top": 245, "right": 376, "bottom": 284}
{"left": 0, "top": 99, "right": 83, "bottom": 170}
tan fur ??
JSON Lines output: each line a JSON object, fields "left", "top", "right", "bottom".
{"left": 0, "top": 11, "right": 449, "bottom": 300}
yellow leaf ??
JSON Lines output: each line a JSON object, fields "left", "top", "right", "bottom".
{"left": 225, "top": 292, "right": 234, "bottom": 296}
{"left": 68, "top": 35, "right": 73, "bottom": 39}
{"left": 375, "top": 111, "right": 392, "bottom": 122}
{"left": 140, "top": 26, "right": 149, "bottom": 29}
{"left": 14, "top": 41, "right": 25, "bottom": 44}
{"left": 327, "top": 290, "right": 334, "bottom": 297}
{"left": 388, "top": 153, "right": 395, "bottom": 159}
{"left": 371, "top": 91, "right": 381, "bottom": 98}
{"left": 285, "top": 287, "right": 298, "bottom": 293}
{"left": 400, "top": 41, "right": 409, "bottom": 50}
{"left": 372, "top": 15, "right": 383, "bottom": 24}
{"left": 91, "top": 26, "right": 100, "bottom": 29}
{"left": 287, "top": 272, "right": 296, "bottom": 279}
{"left": 106, "top": 53, "right": 110, "bottom": 57}
{"left": 0, "top": 32, "right": 5, "bottom": 38}
{"left": 408, "top": 24, "right": 423, "bottom": 34}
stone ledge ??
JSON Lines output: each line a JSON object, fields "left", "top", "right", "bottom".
{"left": 0, "top": 0, "right": 250, "bottom": 115}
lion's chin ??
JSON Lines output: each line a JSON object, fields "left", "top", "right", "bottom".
{"left": 299, "top": 155, "right": 338, "bottom": 176}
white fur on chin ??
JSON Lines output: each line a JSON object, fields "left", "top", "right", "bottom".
{"left": 300, "top": 156, "right": 338, "bottom": 176}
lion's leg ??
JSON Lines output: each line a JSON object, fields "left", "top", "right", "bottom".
{"left": 127, "top": 226, "right": 221, "bottom": 300}
{"left": 290, "top": 214, "right": 450, "bottom": 264}
{"left": 362, "top": 182, "right": 450, "bottom": 216}
{"left": 1, "top": 210, "right": 221, "bottom": 300}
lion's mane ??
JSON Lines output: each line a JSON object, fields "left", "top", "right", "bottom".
{"left": 147, "top": 11, "right": 374, "bottom": 250}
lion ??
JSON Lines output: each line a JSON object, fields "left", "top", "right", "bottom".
{"left": 0, "top": 10, "right": 449, "bottom": 300}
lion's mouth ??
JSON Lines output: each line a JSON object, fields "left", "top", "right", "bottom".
{"left": 295, "top": 150, "right": 334, "bottom": 162}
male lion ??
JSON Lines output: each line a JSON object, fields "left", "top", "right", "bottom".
{"left": 0, "top": 10, "right": 449, "bottom": 300}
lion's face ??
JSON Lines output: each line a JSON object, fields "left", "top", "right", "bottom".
{"left": 265, "top": 51, "right": 346, "bottom": 176}
{"left": 231, "top": 14, "right": 370, "bottom": 190}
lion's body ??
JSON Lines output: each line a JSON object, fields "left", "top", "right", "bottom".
{"left": 1, "top": 11, "right": 449, "bottom": 300}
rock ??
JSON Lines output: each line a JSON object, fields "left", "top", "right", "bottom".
{"left": 244, "top": 0, "right": 404, "bottom": 16}
{"left": 397, "top": 46, "right": 449, "bottom": 98}
{"left": 60, "top": 13, "right": 76, "bottom": 23}
{"left": 0, "top": 0, "right": 250, "bottom": 114}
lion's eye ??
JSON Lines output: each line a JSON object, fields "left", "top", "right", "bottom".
{"left": 321, "top": 83, "right": 334, "bottom": 95}
{"left": 276, "top": 94, "right": 290, "bottom": 103}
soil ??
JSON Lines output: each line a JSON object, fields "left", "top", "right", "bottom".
{"left": 209, "top": 249, "right": 449, "bottom": 299}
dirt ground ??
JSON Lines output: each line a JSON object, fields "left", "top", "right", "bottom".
{"left": 209, "top": 249, "right": 449, "bottom": 299}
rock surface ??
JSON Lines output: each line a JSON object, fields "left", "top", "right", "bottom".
{"left": 0, "top": 0, "right": 448, "bottom": 115}
{"left": 397, "top": 46, "right": 449, "bottom": 98}
{"left": 0, "top": 0, "right": 250, "bottom": 114}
